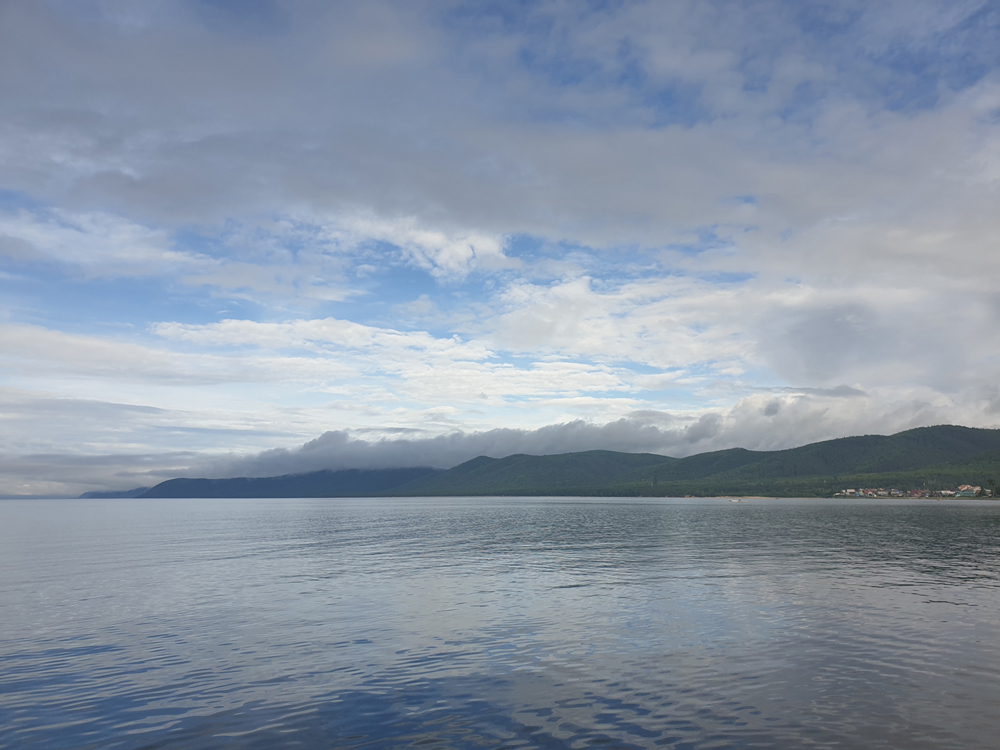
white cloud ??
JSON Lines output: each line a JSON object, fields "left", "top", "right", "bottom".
{"left": 337, "top": 214, "right": 516, "bottom": 280}
{"left": 169, "top": 385, "right": 1000, "bottom": 479}
{"left": 154, "top": 316, "right": 487, "bottom": 356}
{"left": 151, "top": 316, "right": 628, "bottom": 406}
{"left": 0, "top": 208, "right": 194, "bottom": 277}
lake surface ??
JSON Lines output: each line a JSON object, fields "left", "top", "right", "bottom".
{"left": 2, "top": 497, "right": 999, "bottom": 749}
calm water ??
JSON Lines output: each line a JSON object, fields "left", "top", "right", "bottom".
{"left": 2, "top": 497, "right": 999, "bottom": 749}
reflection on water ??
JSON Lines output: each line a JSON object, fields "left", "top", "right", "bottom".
{"left": 2, "top": 497, "right": 999, "bottom": 749}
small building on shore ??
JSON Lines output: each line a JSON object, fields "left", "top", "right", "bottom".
{"left": 955, "top": 485, "right": 982, "bottom": 497}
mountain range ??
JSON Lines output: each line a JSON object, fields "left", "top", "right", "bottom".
{"left": 81, "top": 425, "right": 1000, "bottom": 499}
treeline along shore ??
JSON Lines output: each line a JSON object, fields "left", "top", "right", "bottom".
{"left": 82, "top": 425, "right": 1000, "bottom": 500}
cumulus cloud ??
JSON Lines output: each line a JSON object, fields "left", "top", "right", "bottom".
{"left": 0, "top": 208, "right": 194, "bottom": 277}
{"left": 337, "top": 214, "right": 516, "bottom": 280}
{"left": 192, "top": 385, "right": 1000, "bottom": 479}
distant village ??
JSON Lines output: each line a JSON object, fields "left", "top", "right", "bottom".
{"left": 834, "top": 484, "right": 994, "bottom": 498}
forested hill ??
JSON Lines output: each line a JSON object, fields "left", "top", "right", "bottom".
{"left": 139, "top": 467, "right": 441, "bottom": 499}
{"left": 127, "top": 425, "right": 1000, "bottom": 499}
{"left": 387, "top": 450, "right": 670, "bottom": 496}
{"left": 388, "top": 425, "right": 1000, "bottom": 497}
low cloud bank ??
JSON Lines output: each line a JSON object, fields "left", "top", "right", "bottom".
{"left": 5, "top": 389, "right": 998, "bottom": 497}
{"left": 193, "top": 388, "right": 987, "bottom": 480}
{"left": 197, "top": 418, "right": 693, "bottom": 478}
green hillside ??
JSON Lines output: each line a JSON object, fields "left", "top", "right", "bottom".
{"left": 392, "top": 450, "right": 670, "bottom": 496}
{"left": 733, "top": 424, "right": 1000, "bottom": 476}
{"left": 393, "top": 425, "right": 1000, "bottom": 497}
{"left": 140, "top": 467, "right": 440, "bottom": 499}
{"left": 604, "top": 425, "right": 1000, "bottom": 493}
{"left": 133, "top": 425, "right": 1000, "bottom": 499}
{"left": 611, "top": 450, "right": 1000, "bottom": 499}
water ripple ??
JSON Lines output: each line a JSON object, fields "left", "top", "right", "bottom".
{"left": 2, "top": 497, "right": 999, "bottom": 749}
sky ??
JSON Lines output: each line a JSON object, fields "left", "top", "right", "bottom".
{"left": 2, "top": 0, "right": 999, "bottom": 496}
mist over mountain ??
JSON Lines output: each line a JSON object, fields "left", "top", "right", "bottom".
{"left": 130, "top": 425, "right": 1000, "bottom": 499}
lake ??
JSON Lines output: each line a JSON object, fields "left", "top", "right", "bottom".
{"left": 2, "top": 497, "right": 999, "bottom": 749}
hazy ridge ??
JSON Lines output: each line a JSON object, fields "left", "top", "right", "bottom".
{"left": 85, "top": 425, "right": 1000, "bottom": 499}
